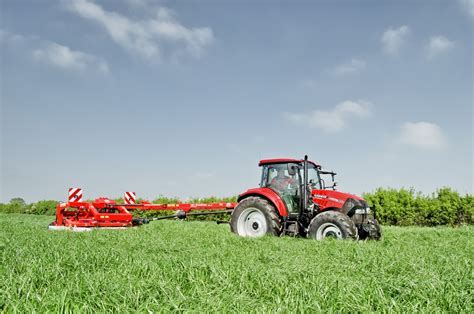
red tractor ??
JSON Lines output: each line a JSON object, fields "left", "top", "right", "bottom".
{"left": 230, "top": 156, "right": 381, "bottom": 240}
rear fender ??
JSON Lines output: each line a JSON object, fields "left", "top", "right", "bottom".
{"left": 237, "top": 188, "right": 288, "bottom": 217}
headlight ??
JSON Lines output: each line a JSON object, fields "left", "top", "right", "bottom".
{"left": 355, "top": 207, "right": 371, "bottom": 214}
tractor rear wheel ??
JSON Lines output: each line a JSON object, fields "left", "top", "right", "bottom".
{"left": 230, "top": 197, "right": 281, "bottom": 237}
{"left": 308, "top": 211, "right": 358, "bottom": 240}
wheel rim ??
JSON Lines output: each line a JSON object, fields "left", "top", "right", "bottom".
{"left": 236, "top": 207, "right": 267, "bottom": 237}
{"left": 315, "top": 222, "right": 343, "bottom": 240}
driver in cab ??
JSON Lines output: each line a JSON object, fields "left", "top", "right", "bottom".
{"left": 270, "top": 168, "right": 297, "bottom": 192}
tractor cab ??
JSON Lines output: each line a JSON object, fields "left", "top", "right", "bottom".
{"left": 258, "top": 158, "right": 321, "bottom": 219}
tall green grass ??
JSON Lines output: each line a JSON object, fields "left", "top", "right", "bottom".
{"left": 0, "top": 214, "right": 472, "bottom": 312}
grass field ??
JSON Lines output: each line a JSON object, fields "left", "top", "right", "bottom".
{"left": 0, "top": 214, "right": 473, "bottom": 312}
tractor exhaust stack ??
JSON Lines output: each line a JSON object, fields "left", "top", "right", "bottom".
{"left": 302, "top": 155, "right": 309, "bottom": 215}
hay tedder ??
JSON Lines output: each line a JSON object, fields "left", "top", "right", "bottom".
{"left": 49, "top": 156, "right": 381, "bottom": 240}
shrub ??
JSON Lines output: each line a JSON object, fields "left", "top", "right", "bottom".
{"left": 363, "top": 187, "right": 473, "bottom": 226}
{"left": 0, "top": 198, "right": 30, "bottom": 214}
{"left": 27, "top": 200, "right": 59, "bottom": 215}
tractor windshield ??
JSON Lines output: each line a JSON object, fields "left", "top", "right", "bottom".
{"left": 261, "top": 163, "right": 321, "bottom": 190}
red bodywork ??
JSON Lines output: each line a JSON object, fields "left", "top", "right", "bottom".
{"left": 237, "top": 158, "right": 365, "bottom": 218}
{"left": 52, "top": 197, "right": 236, "bottom": 228}
{"left": 259, "top": 158, "right": 320, "bottom": 168}
{"left": 311, "top": 189, "right": 363, "bottom": 209}
{"left": 237, "top": 188, "right": 289, "bottom": 217}
{"left": 55, "top": 199, "right": 133, "bottom": 228}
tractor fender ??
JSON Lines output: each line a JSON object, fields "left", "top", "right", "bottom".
{"left": 237, "top": 188, "right": 288, "bottom": 217}
{"left": 318, "top": 207, "right": 341, "bottom": 213}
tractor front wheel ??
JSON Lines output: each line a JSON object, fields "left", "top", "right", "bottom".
{"left": 308, "top": 211, "right": 358, "bottom": 240}
{"left": 230, "top": 197, "right": 281, "bottom": 237}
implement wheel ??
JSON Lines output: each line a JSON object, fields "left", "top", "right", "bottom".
{"left": 308, "top": 211, "right": 358, "bottom": 240}
{"left": 230, "top": 197, "right": 281, "bottom": 237}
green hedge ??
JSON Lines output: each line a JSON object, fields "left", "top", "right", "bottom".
{"left": 363, "top": 187, "right": 473, "bottom": 226}
{"left": 1, "top": 188, "right": 472, "bottom": 226}
{"left": 0, "top": 199, "right": 59, "bottom": 216}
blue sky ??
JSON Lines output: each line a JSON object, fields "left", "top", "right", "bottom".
{"left": 1, "top": 0, "right": 473, "bottom": 203}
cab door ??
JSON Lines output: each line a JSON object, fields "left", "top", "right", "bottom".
{"left": 261, "top": 163, "right": 301, "bottom": 217}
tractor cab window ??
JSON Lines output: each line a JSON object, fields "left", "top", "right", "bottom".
{"left": 308, "top": 165, "right": 322, "bottom": 189}
{"left": 261, "top": 164, "right": 299, "bottom": 192}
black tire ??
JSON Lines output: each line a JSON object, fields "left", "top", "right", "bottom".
{"left": 308, "top": 211, "right": 358, "bottom": 240}
{"left": 230, "top": 196, "right": 281, "bottom": 237}
{"left": 358, "top": 218, "right": 382, "bottom": 241}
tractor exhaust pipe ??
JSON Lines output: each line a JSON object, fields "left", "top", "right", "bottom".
{"left": 302, "top": 155, "right": 309, "bottom": 215}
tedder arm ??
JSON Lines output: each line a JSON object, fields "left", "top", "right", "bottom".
{"left": 49, "top": 188, "right": 237, "bottom": 230}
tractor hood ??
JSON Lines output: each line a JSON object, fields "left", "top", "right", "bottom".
{"left": 312, "top": 189, "right": 365, "bottom": 203}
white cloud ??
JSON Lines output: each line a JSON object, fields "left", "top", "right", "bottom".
{"left": 65, "top": 0, "right": 214, "bottom": 61}
{"left": 399, "top": 122, "right": 446, "bottom": 150}
{"left": 426, "top": 36, "right": 455, "bottom": 59}
{"left": 0, "top": 29, "right": 26, "bottom": 44}
{"left": 33, "top": 42, "right": 109, "bottom": 73}
{"left": 284, "top": 100, "right": 372, "bottom": 133}
{"left": 381, "top": 25, "right": 410, "bottom": 55}
{"left": 1, "top": 29, "right": 108, "bottom": 74}
{"left": 330, "top": 58, "right": 366, "bottom": 76}
{"left": 459, "top": 0, "right": 474, "bottom": 17}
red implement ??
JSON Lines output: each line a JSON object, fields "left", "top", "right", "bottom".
{"left": 49, "top": 190, "right": 236, "bottom": 230}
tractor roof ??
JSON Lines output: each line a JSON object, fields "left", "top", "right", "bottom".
{"left": 259, "top": 158, "right": 320, "bottom": 168}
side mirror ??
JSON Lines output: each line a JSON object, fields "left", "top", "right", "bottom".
{"left": 332, "top": 182, "right": 338, "bottom": 190}
{"left": 287, "top": 164, "right": 297, "bottom": 176}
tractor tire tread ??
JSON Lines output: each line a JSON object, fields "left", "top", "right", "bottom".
{"left": 230, "top": 196, "right": 282, "bottom": 236}
{"left": 308, "top": 210, "right": 358, "bottom": 240}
